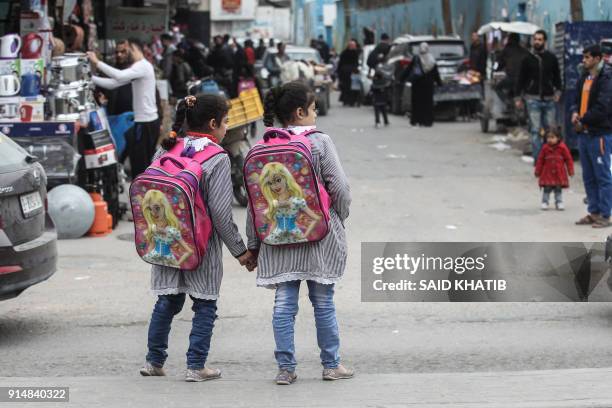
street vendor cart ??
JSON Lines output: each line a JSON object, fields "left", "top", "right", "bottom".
{"left": 477, "top": 21, "right": 541, "bottom": 133}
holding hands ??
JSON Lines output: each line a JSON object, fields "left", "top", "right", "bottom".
{"left": 238, "top": 250, "right": 258, "bottom": 272}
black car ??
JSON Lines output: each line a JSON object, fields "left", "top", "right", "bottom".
{"left": 0, "top": 132, "right": 57, "bottom": 301}
{"left": 379, "top": 35, "right": 480, "bottom": 118}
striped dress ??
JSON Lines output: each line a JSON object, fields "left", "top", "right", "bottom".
{"left": 150, "top": 141, "right": 247, "bottom": 300}
{"left": 246, "top": 129, "right": 351, "bottom": 287}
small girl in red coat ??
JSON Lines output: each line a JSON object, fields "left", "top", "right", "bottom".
{"left": 535, "top": 127, "right": 574, "bottom": 211}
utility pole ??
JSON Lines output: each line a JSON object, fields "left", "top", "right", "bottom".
{"left": 343, "top": 0, "right": 351, "bottom": 46}
{"left": 570, "top": 0, "right": 583, "bottom": 22}
{"left": 441, "top": 0, "right": 453, "bottom": 35}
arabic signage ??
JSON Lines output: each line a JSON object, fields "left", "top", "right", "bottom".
{"left": 211, "top": 0, "right": 256, "bottom": 21}
{"left": 107, "top": 7, "right": 167, "bottom": 41}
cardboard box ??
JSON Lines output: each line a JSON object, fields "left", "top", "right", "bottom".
{"left": 20, "top": 58, "right": 45, "bottom": 85}
{"left": 19, "top": 95, "right": 45, "bottom": 122}
{"left": 0, "top": 59, "right": 21, "bottom": 76}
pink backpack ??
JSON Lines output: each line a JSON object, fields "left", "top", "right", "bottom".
{"left": 244, "top": 128, "right": 331, "bottom": 246}
{"left": 130, "top": 139, "right": 225, "bottom": 270}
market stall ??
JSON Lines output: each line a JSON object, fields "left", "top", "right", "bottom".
{"left": 0, "top": 0, "right": 121, "bottom": 228}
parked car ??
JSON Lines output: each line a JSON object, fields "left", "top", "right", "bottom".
{"left": 378, "top": 34, "right": 481, "bottom": 119}
{"left": 0, "top": 132, "right": 57, "bottom": 301}
{"left": 255, "top": 45, "right": 332, "bottom": 115}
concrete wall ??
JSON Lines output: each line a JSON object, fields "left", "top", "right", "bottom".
{"left": 330, "top": 0, "right": 612, "bottom": 48}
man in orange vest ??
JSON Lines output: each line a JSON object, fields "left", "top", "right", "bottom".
{"left": 572, "top": 45, "right": 612, "bottom": 228}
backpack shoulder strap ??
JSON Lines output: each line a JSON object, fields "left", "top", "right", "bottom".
{"left": 166, "top": 138, "right": 226, "bottom": 164}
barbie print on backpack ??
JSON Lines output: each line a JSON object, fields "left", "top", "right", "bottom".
{"left": 245, "top": 81, "right": 353, "bottom": 385}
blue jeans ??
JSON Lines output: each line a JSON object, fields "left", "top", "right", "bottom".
{"left": 526, "top": 99, "right": 556, "bottom": 161}
{"left": 578, "top": 134, "right": 612, "bottom": 218}
{"left": 542, "top": 186, "right": 562, "bottom": 204}
{"left": 273, "top": 280, "right": 340, "bottom": 371}
{"left": 146, "top": 294, "right": 217, "bottom": 370}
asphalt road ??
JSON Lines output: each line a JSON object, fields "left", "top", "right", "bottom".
{"left": 2, "top": 97, "right": 612, "bottom": 404}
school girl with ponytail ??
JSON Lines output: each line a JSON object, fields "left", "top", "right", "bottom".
{"left": 246, "top": 81, "right": 353, "bottom": 385}
{"left": 140, "top": 94, "right": 256, "bottom": 382}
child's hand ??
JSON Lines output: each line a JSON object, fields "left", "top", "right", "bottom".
{"left": 238, "top": 250, "right": 257, "bottom": 272}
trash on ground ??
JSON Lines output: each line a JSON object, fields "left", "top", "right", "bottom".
{"left": 521, "top": 155, "right": 535, "bottom": 164}
{"left": 489, "top": 142, "right": 512, "bottom": 151}
{"left": 445, "top": 225, "right": 458, "bottom": 230}
{"left": 386, "top": 154, "right": 407, "bottom": 159}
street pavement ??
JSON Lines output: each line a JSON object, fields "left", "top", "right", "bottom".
{"left": 2, "top": 95, "right": 612, "bottom": 407}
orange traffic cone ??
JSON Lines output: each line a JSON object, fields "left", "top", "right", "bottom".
{"left": 88, "top": 192, "right": 112, "bottom": 237}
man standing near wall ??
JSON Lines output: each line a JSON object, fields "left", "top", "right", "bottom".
{"left": 515, "top": 29, "right": 563, "bottom": 161}
{"left": 572, "top": 45, "right": 612, "bottom": 228}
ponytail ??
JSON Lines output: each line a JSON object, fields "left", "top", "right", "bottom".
{"left": 263, "top": 87, "right": 278, "bottom": 127}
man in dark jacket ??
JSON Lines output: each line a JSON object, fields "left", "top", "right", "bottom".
{"left": 367, "top": 33, "right": 391, "bottom": 73}
{"left": 468, "top": 32, "right": 486, "bottom": 76}
{"left": 515, "top": 29, "right": 563, "bottom": 161}
{"left": 495, "top": 33, "right": 528, "bottom": 102}
{"left": 572, "top": 45, "right": 612, "bottom": 228}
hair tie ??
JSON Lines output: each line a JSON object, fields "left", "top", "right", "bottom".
{"left": 185, "top": 95, "right": 196, "bottom": 108}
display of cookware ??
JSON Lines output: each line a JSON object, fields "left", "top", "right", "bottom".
{"left": 0, "top": 74, "right": 20, "bottom": 96}
{"left": 0, "top": 34, "right": 21, "bottom": 59}
{"left": 51, "top": 53, "right": 91, "bottom": 84}
{"left": 21, "top": 71, "right": 42, "bottom": 97}
{"left": 47, "top": 81, "right": 95, "bottom": 118}
{"left": 21, "top": 33, "right": 43, "bottom": 59}
{"left": 0, "top": 97, "right": 20, "bottom": 120}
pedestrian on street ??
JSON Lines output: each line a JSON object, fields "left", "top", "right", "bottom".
{"left": 404, "top": 42, "right": 442, "bottom": 127}
{"left": 494, "top": 33, "right": 529, "bottom": 104}
{"left": 468, "top": 32, "right": 487, "bottom": 78}
{"left": 249, "top": 81, "right": 353, "bottom": 385}
{"left": 139, "top": 94, "right": 256, "bottom": 381}
{"left": 97, "top": 39, "right": 133, "bottom": 116}
{"left": 515, "top": 29, "right": 562, "bottom": 161}
{"left": 534, "top": 127, "right": 574, "bottom": 211}
{"left": 317, "top": 34, "right": 331, "bottom": 63}
{"left": 367, "top": 33, "right": 391, "bottom": 74}
{"left": 371, "top": 69, "right": 390, "bottom": 128}
{"left": 89, "top": 38, "right": 160, "bottom": 178}
{"left": 572, "top": 45, "right": 612, "bottom": 228}
{"left": 337, "top": 40, "right": 360, "bottom": 106}
{"left": 159, "top": 33, "right": 176, "bottom": 80}
{"left": 255, "top": 38, "right": 267, "bottom": 60}
{"left": 169, "top": 50, "right": 193, "bottom": 100}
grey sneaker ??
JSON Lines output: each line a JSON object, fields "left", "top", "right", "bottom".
{"left": 556, "top": 202, "right": 565, "bottom": 211}
{"left": 185, "top": 367, "right": 222, "bottom": 382}
{"left": 139, "top": 362, "right": 166, "bottom": 377}
{"left": 322, "top": 364, "right": 355, "bottom": 380}
{"left": 541, "top": 202, "right": 548, "bottom": 211}
{"left": 275, "top": 369, "right": 297, "bottom": 385}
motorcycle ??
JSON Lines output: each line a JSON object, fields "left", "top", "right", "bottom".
{"left": 182, "top": 77, "right": 252, "bottom": 206}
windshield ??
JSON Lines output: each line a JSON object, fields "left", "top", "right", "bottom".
{"left": 0, "top": 132, "right": 27, "bottom": 173}
{"left": 286, "top": 50, "right": 322, "bottom": 64}
{"left": 267, "top": 49, "right": 322, "bottom": 64}
{"left": 411, "top": 42, "right": 466, "bottom": 59}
